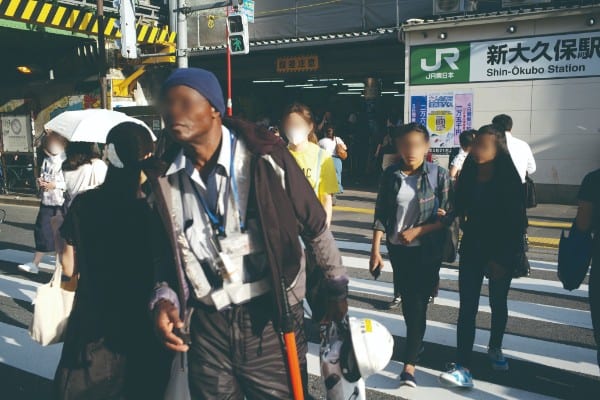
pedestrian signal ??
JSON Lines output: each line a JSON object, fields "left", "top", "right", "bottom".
{"left": 227, "top": 14, "right": 249, "bottom": 55}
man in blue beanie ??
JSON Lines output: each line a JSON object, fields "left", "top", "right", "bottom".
{"left": 147, "top": 68, "right": 348, "bottom": 399}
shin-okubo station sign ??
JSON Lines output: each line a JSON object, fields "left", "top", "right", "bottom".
{"left": 410, "top": 92, "right": 473, "bottom": 153}
{"left": 410, "top": 31, "right": 600, "bottom": 85}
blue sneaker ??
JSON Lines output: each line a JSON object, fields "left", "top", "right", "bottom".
{"left": 439, "top": 364, "right": 474, "bottom": 388}
{"left": 400, "top": 371, "right": 417, "bottom": 388}
{"left": 488, "top": 347, "right": 509, "bottom": 371}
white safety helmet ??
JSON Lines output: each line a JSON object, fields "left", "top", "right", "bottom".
{"left": 348, "top": 317, "right": 394, "bottom": 378}
{"left": 320, "top": 317, "right": 394, "bottom": 400}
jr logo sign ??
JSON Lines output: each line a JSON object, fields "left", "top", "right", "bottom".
{"left": 420, "top": 48, "right": 460, "bottom": 72}
{"left": 410, "top": 43, "right": 471, "bottom": 85}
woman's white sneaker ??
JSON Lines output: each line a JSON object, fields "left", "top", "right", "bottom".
{"left": 18, "top": 262, "right": 39, "bottom": 275}
{"left": 439, "top": 364, "right": 474, "bottom": 388}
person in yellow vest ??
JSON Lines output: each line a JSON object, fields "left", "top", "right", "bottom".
{"left": 283, "top": 103, "right": 339, "bottom": 226}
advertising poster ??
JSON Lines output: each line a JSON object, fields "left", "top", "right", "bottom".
{"left": 410, "top": 95, "right": 427, "bottom": 126}
{"left": 1, "top": 115, "right": 31, "bottom": 152}
{"left": 453, "top": 93, "right": 474, "bottom": 146}
{"left": 426, "top": 93, "right": 455, "bottom": 149}
{"left": 410, "top": 92, "right": 473, "bottom": 153}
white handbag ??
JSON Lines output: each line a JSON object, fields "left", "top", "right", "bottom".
{"left": 164, "top": 352, "right": 192, "bottom": 400}
{"left": 29, "top": 260, "right": 75, "bottom": 346}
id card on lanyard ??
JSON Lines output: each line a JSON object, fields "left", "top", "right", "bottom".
{"left": 189, "top": 132, "right": 245, "bottom": 238}
{"left": 185, "top": 132, "right": 248, "bottom": 284}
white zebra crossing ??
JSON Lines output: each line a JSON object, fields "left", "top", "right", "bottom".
{"left": 306, "top": 343, "right": 557, "bottom": 400}
{"left": 349, "top": 277, "right": 592, "bottom": 329}
{"left": 0, "top": 246, "right": 594, "bottom": 399}
{"left": 341, "top": 254, "right": 590, "bottom": 298}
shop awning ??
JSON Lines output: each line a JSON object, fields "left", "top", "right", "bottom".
{"left": 0, "top": 0, "right": 175, "bottom": 44}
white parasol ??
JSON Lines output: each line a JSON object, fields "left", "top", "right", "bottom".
{"left": 44, "top": 109, "right": 157, "bottom": 143}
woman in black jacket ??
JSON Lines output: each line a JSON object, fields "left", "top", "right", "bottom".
{"left": 440, "top": 124, "right": 525, "bottom": 389}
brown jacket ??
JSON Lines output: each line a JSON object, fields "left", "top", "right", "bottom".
{"left": 146, "top": 118, "right": 348, "bottom": 323}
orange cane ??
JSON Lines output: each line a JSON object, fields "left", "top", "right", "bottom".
{"left": 280, "top": 279, "right": 305, "bottom": 400}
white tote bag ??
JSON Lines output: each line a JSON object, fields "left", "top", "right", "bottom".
{"left": 164, "top": 352, "right": 192, "bottom": 400}
{"left": 29, "top": 261, "right": 75, "bottom": 346}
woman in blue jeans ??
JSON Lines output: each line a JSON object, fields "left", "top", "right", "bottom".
{"left": 440, "top": 124, "right": 526, "bottom": 389}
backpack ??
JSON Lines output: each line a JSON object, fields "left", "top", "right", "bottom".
{"left": 426, "top": 163, "right": 459, "bottom": 264}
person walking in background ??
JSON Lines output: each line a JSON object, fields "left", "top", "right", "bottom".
{"left": 283, "top": 103, "right": 339, "bottom": 226}
{"left": 449, "top": 129, "right": 476, "bottom": 181}
{"left": 440, "top": 125, "right": 526, "bottom": 389}
{"left": 149, "top": 68, "right": 347, "bottom": 399}
{"left": 492, "top": 114, "right": 536, "bottom": 249}
{"left": 18, "top": 132, "right": 67, "bottom": 275}
{"left": 54, "top": 122, "right": 169, "bottom": 399}
{"left": 317, "top": 110, "right": 333, "bottom": 134}
{"left": 491, "top": 114, "right": 536, "bottom": 183}
{"left": 375, "top": 127, "right": 398, "bottom": 172}
{"left": 319, "top": 124, "right": 347, "bottom": 195}
{"left": 62, "top": 142, "right": 108, "bottom": 206}
{"left": 370, "top": 123, "right": 451, "bottom": 388}
{"left": 574, "top": 169, "right": 600, "bottom": 367}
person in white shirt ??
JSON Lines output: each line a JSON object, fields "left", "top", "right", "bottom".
{"left": 318, "top": 124, "right": 347, "bottom": 193}
{"left": 62, "top": 142, "right": 108, "bottom": 206}
{"left": 18, "top": 132, "right": 67, "bottom": 274}
{"left": 492, "top": 114, "right": 536, "bottom": 183}
{"left": 449, "top": 129, "right": 477, "bottom": 181}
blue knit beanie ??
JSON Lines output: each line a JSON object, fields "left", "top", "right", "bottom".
{"left": 161, "top": 68, "right": 226, "bottom": 116}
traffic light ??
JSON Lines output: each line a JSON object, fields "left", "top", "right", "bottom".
{"left": 227, "top": 14, "right": 249, "bottom": 55}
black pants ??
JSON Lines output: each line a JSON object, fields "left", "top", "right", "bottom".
{"left": 457, "top": 261, "right": 512, "bottom": 368}
{"left": 55, "top": 340, "right": 127, "bottom": 400}
{"left": 589, "top": 262, "right": 600, "bottom": 367}
{"left": 188, "top": 298, "right": 307, "bottom": 400}
{"left": 388, "top": 244, "right": 439, "bottom": 366}
{"left": 54, "top": 333, "right": 169, "bottom": 400}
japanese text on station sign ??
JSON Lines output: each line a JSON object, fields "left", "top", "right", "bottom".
{"left": 276, "top": 55, "right": 319, "bottom": 73}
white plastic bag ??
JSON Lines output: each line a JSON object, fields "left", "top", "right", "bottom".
{"left": 164, "top": 352, "right": 192, "bottom": 400}
{"left": 29, "top": 261, "right": 75, "bottom": 346}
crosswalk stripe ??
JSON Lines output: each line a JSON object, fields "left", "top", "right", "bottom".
{"left": 0, "top": 249, "right": 56, "bottom": 271}
{"left": 341, "top": 255, "right": 589, "bottom": 298}
{"left": 336, "top": 240, "right": 564, "bottom": 272}
{"left": 438, "top": 268, "right": 588, "bottom": 298}
{"left": 306, "top": 343, "right": 558, "bottom": 400}
{"left": 0, "top": 321, "right": 61, "bottom": 380}
{"left": 349, "top": 277, "right": 593, "bottom": 329}
{"left": 0, "top": 271, "right": 589, "bottom": 330}
{"left": 0, "top": 317, "right": 561, "bottom": 400}
{"left": 347, "top": 306, "right": 599, "bottom": 378}
{"left": 0, "top": 273, "right": 38, "bottom": 303}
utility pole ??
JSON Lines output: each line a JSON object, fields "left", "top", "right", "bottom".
{"left": 226, "top": 5, "right": 232, "bottom": 116}
{"left": 97, "top": 0, "right": 108, "bottom": 109}
{"left": 177, "top": 0, "right": 188, "bottom": 67}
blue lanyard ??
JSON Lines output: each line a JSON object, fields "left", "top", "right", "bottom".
{"left": 189, "top": 132, "right": 244, "bottom": 237}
